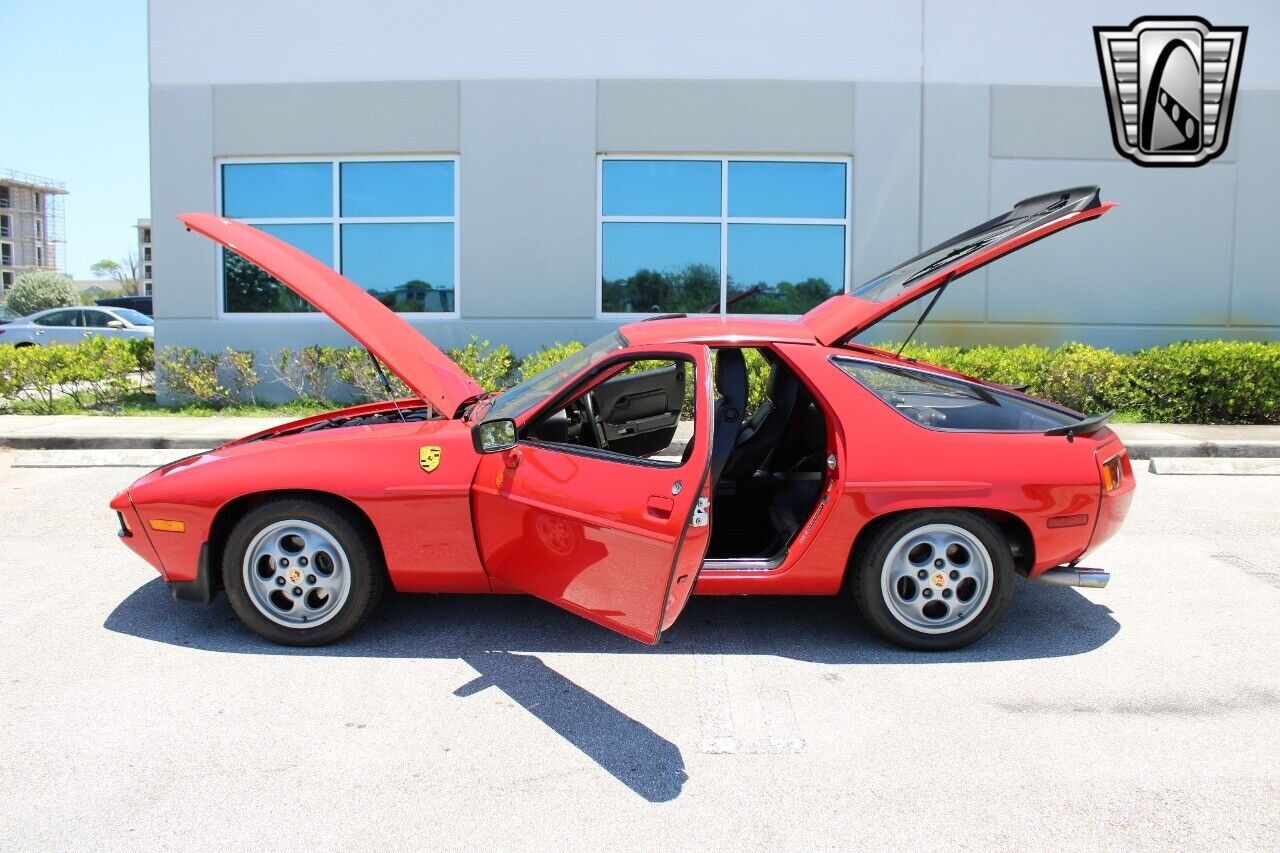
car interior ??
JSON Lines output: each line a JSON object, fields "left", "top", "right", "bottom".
{"left": 524, "top": 347, "right": 830, "bottom": 567}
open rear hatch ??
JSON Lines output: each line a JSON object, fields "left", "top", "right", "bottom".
{"left": 801, "top": 187, "right": 1115, "bottom": 345}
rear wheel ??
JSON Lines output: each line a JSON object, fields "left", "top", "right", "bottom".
{"left": 853, "top": 510, "right": 1014, "bottom": 651}
{"left": 223, "top": 497, "right": 385, "bottom": 646}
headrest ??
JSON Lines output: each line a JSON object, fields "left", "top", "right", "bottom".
{"left": 715, "top": 347, "right": 747, "bottom": 401}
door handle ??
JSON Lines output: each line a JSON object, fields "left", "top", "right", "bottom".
{"left": 646, "top": 495, "right": 674, "bottom": 519}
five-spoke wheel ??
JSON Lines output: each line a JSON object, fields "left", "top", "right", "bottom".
{"left": 853, "top": 510, "right": 1014, "bottom": 650}
{"left": 223, "top": 498, "right": 385, "bottom": 646}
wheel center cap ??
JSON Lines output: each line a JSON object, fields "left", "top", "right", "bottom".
{"left": 931, "top": 572, "right": 946, "bottom": 588}
{"left": 287, "top": 567, "right": 302, "bottom": 584}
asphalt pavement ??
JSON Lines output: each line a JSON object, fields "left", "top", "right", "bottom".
{"left": 1, "top": 449, "right": 1278, "bottom": 851}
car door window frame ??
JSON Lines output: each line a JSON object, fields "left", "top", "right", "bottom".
{"left": 519, "top": 349, "right": 707, "bottom": 469}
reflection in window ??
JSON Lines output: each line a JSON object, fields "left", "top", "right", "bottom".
{"left": 727, "top": 224, "right": 844, "bottom": 314}
{"left": 342, "top": 223, "right": 455, "bottom": 312}
{"left": 219, "top": 159, "right": 457, "bottom": 313}
{"left": 601, "top": 223, "right": 720, "bottom": 314}
{"left": 600, "top": 158, "right": 849, "bottom": 316}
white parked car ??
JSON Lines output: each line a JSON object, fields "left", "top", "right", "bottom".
{"left": 0, "top": 306, "right": 154, "bottom": 345}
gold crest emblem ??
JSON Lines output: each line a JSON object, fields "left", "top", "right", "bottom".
{"left": 419, "top": 445, "right": 442, "bottom": 473}
{"left": 932, "top": 572, "right": 946, "bottom": 588}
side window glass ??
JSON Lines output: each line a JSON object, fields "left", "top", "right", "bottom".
{"left": 83, "top": 311, "right": 113, "bottom": 328}
{"left": 835, "top": 358, "right": 1076, "bottom": 432}
{"left": 36, "top": 310, "right": 77, "bottom": 327}
{"left": 526, "top": 357, "right": 696, "bottom": 465}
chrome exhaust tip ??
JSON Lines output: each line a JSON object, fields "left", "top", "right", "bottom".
{"left": 1035, "top": 567, "right": 1110, "bottom": 589}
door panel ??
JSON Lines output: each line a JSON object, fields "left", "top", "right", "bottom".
{"left": 471, "top": 345, "right": 712, "bottom": 644}
{"left": 590, "top": 363, "right": 686, "bottom": 457}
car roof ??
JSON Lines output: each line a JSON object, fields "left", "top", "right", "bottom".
{"left": 619, "top": 315, "right": 818, "bottom": 347}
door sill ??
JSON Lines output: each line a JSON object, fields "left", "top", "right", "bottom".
{"left": 701, "top": 552, "right": 787, "bottom": 572}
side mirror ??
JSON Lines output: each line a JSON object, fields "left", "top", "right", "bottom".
{"left": 106, "top": 320, "right": 126, "bottom": 329}
{"left": 472, "top": 418, "right": 517, "bottom": 453}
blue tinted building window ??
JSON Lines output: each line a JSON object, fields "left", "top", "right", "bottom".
{"left": 728, "top": 161, "right": 847, "bottom": 219}
{"left": 219, "top": 158, "right": 458, "bottom": 314}
{"left": 600, "top": 157, "right": 849, "bottom": 316}
{"left": 340, "top": 161, "right": 454, "bottom": 217}
{"left": 602, "top": 160, "right": 721, "bottom": 217}
{"left": 342, "top": 223, "right": 455, "bottom": 313}
{"left": 222, "top": 163, "right": 332, "bottom": 218}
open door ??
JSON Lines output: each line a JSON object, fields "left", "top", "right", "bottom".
{"left": 471, "top": 345, "right": 713, "bottom": 644}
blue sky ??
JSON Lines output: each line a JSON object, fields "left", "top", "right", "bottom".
{"left": 0, "top": 1, "right": 149, "bottom": 278}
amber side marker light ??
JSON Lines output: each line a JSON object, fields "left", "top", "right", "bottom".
{"left": 1102, "top": 456, "right": 1124, "bottom": 492}
{"left": 148, "top": 519, "right": 186, "bottom": 533}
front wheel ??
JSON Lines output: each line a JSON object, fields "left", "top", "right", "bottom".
{"left": 853, "top": 510, "right": 1015, "bottom": 651}
{"left": 223, "top": 497, "right": 386, "bottom": 646}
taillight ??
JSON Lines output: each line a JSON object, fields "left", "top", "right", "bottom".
{"left": 1101, "top": 455, "right": 1124, "bottom": 492}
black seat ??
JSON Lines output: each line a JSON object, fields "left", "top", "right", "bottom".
{"left": 722, "top": 356, "right": 799, "bottom": 483}
{"left": 708, "top": 348, "right": 747, "bottom": 486}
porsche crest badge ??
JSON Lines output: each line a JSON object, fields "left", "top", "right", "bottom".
{"left": 419, "top": 446, "right": 442, "bottom": 473}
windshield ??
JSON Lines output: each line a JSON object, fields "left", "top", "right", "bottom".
{"left": 110, "top": 308, "right": 154, "bottom": 326}
{"left": 485, "top": 332, "right": 627, "bottom": 421}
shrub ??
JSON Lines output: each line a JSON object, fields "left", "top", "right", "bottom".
{"left": 2, "top": 271, "right": 78, "bottom": 317}
{"left": 156, "top": 347, "right": 228, "bottom": 404}
{"left": 518, "top": 341, "right": 585, "bottom": 381}
{"left": 449, "top": 336, "right": 516, "bottom": 391}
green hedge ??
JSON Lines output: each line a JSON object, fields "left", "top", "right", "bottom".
{"left": 892, "top": 340, "right": 1280, "bottom": 424}
{"left": 0, "top": 337, "right": 1276, "bottom": 423}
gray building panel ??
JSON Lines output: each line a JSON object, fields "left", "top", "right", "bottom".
{"left": 211, "top": 81, "right": 460, "bottom": 156}
{"left": 150, "top": 84, "right": 217, "bottom": 323}
{"left": 850, "top": 81, "right": 920, "bottom": 287}
{"left": 1229, "top": 89, "right": 1280, "bottom": 328}
{"left": 988, "top": 158, "right": 1238, "bottom": 329}
{"left": 460, "top": 80, "right": 597, "bottom": 320}
{"left": 597, "top": 80, "right": 856, "bottom": 154}
{"left": 920, "top": 83, "right": 991, "bottom": 323}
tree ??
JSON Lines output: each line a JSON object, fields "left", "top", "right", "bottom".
{"left": 2, "top": 270, "right": 78, "bottom": 316}
{"left": 89, "top": 251, "right": 141, "bottom": 295}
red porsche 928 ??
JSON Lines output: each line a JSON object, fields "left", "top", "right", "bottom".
{"left": 111, "top": 186, "right": 1134, "bottom": 651}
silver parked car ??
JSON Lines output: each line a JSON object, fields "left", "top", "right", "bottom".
{"left": 0, "top": 306, "right": 154, "bottom": 345}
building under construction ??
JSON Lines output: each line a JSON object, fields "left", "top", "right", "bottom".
{"left": 0, "top": 169, "right": 67, "bottom": 294}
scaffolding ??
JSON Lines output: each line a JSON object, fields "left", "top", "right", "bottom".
{"left": 0, "top": 168, "right": 68, "bottom": 280}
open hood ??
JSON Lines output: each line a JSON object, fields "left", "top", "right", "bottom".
{"left": 180, "top": 213, "right": 484, "bottom": 417}
{"left": 802, "top": 187, "right": 1115, "bottom": 345}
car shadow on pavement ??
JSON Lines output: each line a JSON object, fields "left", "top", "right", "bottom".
{"left": 104, "top": 576, "right": 1117, "bottom": 803}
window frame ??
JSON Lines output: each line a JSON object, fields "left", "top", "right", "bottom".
{"left": 214, "top": 155, "right": 461, "bottom": 321}
{"left": 596, "top": 154, "right": 853, "bottom": 320}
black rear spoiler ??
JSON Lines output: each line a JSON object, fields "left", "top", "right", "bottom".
{"left": 1045, "top": 410, "right": 1115, "bottom": 441}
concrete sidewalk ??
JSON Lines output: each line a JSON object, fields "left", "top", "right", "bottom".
{"left": 1, "top": 414, "right": 1278, "bottom": 458}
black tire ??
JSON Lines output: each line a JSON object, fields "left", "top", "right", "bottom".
{"left": 222, "top": 497, "right": 386, "bottom": 646}
{"left": 852, "top": 510, "right": 1015, "bottom": 651}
